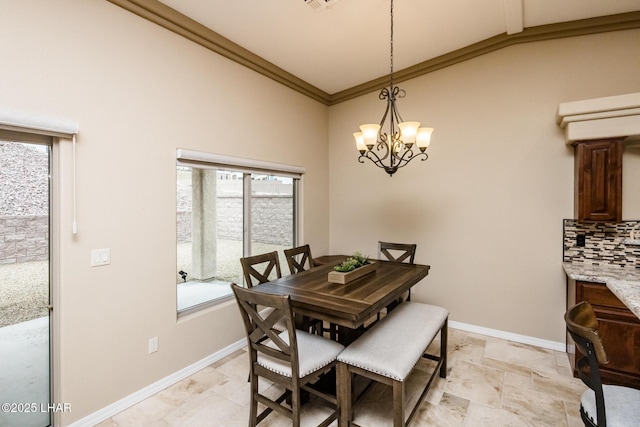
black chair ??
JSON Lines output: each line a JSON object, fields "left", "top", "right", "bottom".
{"left": 232, "top": 284, "right": 344, "bottom": 427}
{"left": 564, "top": 301, "right": 640, "bottom": 427}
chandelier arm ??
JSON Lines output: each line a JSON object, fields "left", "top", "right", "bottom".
{"left": 392, "top": 145, "right": 416, "bottom": 164}
{"left": 358, "top": 150, "right": 388, "bottom": 169}
{"left": 396, "top": 151, "right": 429, "bottom": 168}
{"left": 375, "top": 137, "right": 391, "bottom": 161}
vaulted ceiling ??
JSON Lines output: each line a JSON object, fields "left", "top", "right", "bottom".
{"left": 110, "top": 0, "right": 640, "bottom": 104}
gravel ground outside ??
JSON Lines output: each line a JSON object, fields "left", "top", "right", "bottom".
{"left": 0, "top": 260, "right": 48, "bottom": 328}
{"left": 0, "top": 241, "right": 289, "bottom": 328}
{"left": 177, "top": 240, "right": 290, "bottom": 285}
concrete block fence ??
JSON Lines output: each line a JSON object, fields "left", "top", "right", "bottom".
{"left": 0, "top": 215, "right": 49, "bottom": 264}
{"left": 1, "top": 196, "right": 292, "bottom": 264}
{"left": 179, "top": 195, "right": 293, "bottom": 245}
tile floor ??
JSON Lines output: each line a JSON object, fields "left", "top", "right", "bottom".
{"left": 97, "top": 328, "right": 586, "bottom": 426}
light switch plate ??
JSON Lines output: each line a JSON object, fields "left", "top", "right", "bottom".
{"left": 91, "top": 248, "right": 111, "bottom": 266}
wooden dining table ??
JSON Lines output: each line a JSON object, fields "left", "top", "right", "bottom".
{"left": 254, "top": 255, "right": 431, "bottom": 345}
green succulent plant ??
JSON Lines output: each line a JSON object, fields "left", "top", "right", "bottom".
{"left": 334, "top": 251, "right": 370, "bottom": 272}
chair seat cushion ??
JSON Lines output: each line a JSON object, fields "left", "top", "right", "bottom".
{"left": 338, "top": 302, "right": 448, "bottom": 381}
{"left": 259, "top": 330, "right": 344, "bottom": 378}
{"left": 581, "top": 384, "right": 640, "bottom": 426}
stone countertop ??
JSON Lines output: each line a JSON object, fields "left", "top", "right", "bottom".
{"left": 563, "top": 262, "right": 640, "bottom": 319}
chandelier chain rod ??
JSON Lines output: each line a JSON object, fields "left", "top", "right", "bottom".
{"left": 389, "top": 0, "right": 394, "bottom": 89}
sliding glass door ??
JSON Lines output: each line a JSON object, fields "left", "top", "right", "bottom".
{"left": 0, "top": 138, "right": 51, "bottom": 427}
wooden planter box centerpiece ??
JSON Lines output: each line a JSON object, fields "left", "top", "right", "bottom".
{"left": 328, "top": 252, "right": 376, "bottom": 284}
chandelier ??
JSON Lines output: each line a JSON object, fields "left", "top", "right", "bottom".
{"left": 353, "top": 0, "right": 433, "bottom": 177}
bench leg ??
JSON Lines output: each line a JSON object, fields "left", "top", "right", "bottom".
{"left": 440, "top": 318, "right": 448, "bottom": 378}
{"left": 337, "top": 362, "right": 351, "bottom": 427}
{"left": 392, "top": 380, "right": 404, "bottom": 427}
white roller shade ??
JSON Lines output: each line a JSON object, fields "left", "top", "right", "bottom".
{"left": 0, "top": 108, "right": 79, "bottom": 137}
{"left": 177, "top": 148, "right": 305, "bottom": 178}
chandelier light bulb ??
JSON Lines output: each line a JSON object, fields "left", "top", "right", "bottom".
{"left": 353, "top": 132, "right": 367, "bottom": 153}
{"left": 398, "top": 121, "right": 420, "bottom": 146}
{"left": 359, "top": 124, "right": 381, "bottom": 148}
{"left": 416, "top": 127, "right": 434, "bottom": 151}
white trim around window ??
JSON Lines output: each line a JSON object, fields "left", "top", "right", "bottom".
{"left": 176, "top": 149, "right": 305, "bottom": 178}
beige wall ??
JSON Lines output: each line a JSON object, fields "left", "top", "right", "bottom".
{"left": 1, "top": 0, "right": 329, "bottom": 424}
{"left": 2, "top": 0, "right": 639, "bottom": 423}
{"left": 329, "top": 29, "right": 640, "bottom": 343}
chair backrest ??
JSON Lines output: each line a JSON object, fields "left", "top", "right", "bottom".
{"left": 283, "top": 244, "right": 315, "bottom": 275}
{"left": 378, "top": 241, "right": 417, "bottom": 264}
{"left": 231, "top": 283, "right": 299, "bottom": 377}
{"left": 240, "top": 251, "right": 282, "bottom": 287}
{"left": 565, "top": 301, "right": 608, "bottom": 426}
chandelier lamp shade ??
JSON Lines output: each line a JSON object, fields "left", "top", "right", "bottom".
{"left": 353, "top": 0, "right": 433, "bottom": 177}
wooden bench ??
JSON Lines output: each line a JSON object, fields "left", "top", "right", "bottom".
{"left": 337, "top": 302, "right": 448, "bottom": 426}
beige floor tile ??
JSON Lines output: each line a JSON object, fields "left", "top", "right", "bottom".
{"left": 463, "top": 402, "right": 529, "bottom": 427}
{"left": 102, "top": 329, "right": 583, "bottom": 427}
{"left": 483, "top": 340, "right": 559, "bottom": 376}
{"left": 444, "top": 361, "right": 504, "bottom": 408}
{"left": 530, "top": 370, "right": 586, "bottom": 403}
{"left": 110, "top": 394, "right": 175, "bottom": 427}
{"left": 412, "top": 401, "right": 466, "bottom": 427}
{"left": 501, "top": 383, "right": 569, "bottom": 427}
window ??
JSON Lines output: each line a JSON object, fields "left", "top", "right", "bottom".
{"left": 176, "top": 150, "right": 303, "bottom": 314}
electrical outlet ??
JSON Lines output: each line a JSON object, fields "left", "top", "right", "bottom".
{"left": 148, "top": 337, "right": 158, "bottom": 354}
{"left": 577, "top": 234, "right": 586, "bottom": 247}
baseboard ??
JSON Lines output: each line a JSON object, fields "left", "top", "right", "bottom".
{"left": 66, "top": 338, "right": 246, "bottom": 427}
{"left": 449, "top": 320, "right": 566, "bottom": 352}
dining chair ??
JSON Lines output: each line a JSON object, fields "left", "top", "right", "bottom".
{"left": 241, "top": 251, "right": 318, "bottom": 335}
{"left": 284, "top": 244, "right": 333, "bottom": 339}
{"left": 240, "top": 251, "right": 286, "bottom": 333}
{"left": 378, "top": 241, "right": 417, "bottom": 265}
{"left": 284, "top": 244, "right": 315, "bottom": 275}
{"left": 241, "top": 251, "right": 282, "bottom": 287}
{"left": 231, "top": 284, "right": 344, "bottom": 427}
{"left": 377, "top": 241, "right": 417, "bottom": 318}
{"left": 565, "top": 301, "right": 640, "bottom": 427}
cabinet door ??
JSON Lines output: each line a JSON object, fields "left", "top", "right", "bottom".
{"left": 575, "top": 281, "right": 640, "bottom": 388}
{"left": 575, "top": 139, "right": 623, "bottom": 222}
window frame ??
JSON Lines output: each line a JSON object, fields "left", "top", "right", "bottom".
{"left": 176, "top": 149, "right": 304, "bottom": 316}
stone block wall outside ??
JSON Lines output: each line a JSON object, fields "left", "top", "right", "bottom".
{"left": 0, "top": 197, "right": 292, "bottom": 264}
{"left": 0, "top": 216, "right": 49, "bottom": 264}
{"left": 178, "top": 195, "right": 293, "bottom": 245}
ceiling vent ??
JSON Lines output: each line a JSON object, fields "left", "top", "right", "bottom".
{"left": 304, "top": 0, "right": 340, "bottom": 11}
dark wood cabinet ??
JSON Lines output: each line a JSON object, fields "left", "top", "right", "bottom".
{"left": 574, "top": 139, "right": 623, "bottom": 222}
{"left": 567, "top": 278, "right": 640, "bottom": 389}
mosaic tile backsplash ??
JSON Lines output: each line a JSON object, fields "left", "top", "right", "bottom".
{"left": 563, "top": 219, "right": 640, "bottom": 268}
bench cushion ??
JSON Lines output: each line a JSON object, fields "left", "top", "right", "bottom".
{"left": 337, "top": 302, "right": 448, "bottom": 382}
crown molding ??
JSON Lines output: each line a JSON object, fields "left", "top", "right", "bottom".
{"left": 329, "top": 11, "right": 640, "bottom": 105}
{"left": 106, "top": 1, "right": 640, "bottom": 106}
{"left": 106, "top": 0, "right": 330, "bottom": 104}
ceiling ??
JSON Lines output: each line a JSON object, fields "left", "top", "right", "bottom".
{"left": 156, "top": 0, "right": 640, "bottom": 95}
